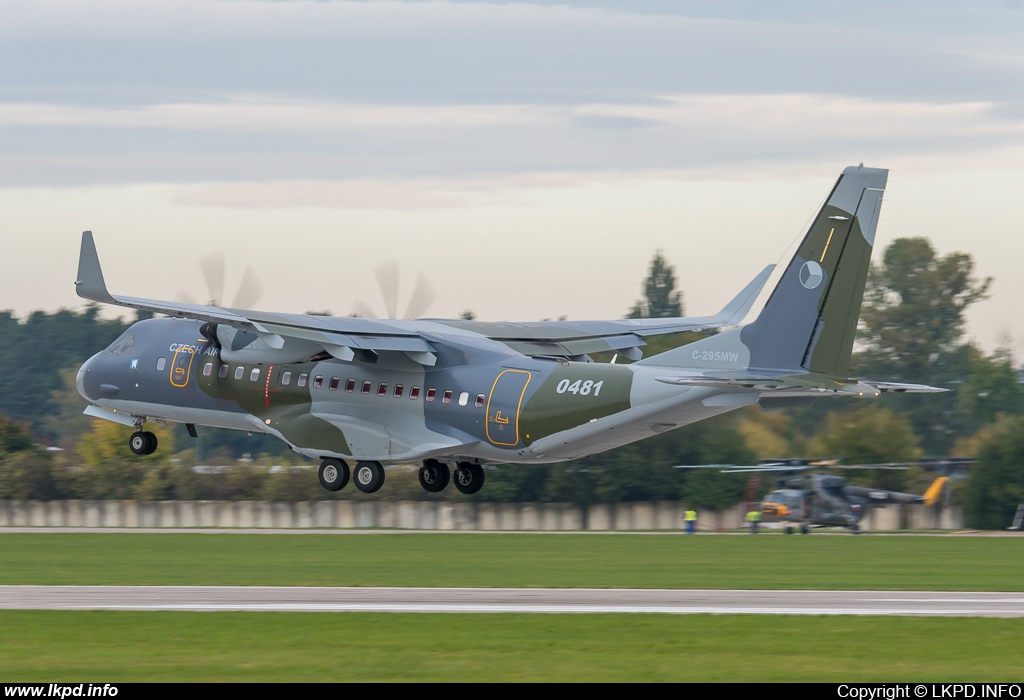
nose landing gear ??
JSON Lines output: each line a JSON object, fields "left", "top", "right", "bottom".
{"left": 128, "top": 431, "right": 158, "bottom": 456}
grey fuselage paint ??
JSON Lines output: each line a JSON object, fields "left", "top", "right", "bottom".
{"left": 77, "top": 318, "right": 743, "bottom": 465}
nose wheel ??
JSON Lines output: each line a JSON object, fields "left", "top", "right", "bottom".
{"left": 128, "top": 431, "right": 158, "bottom": 455}
{"left": 318, "top": 458, "right": 350, "bottom": 492}
{"left": 453, "top": 462, "right": 485, "bottom": 495}
{"left": 419, "top": 459, "right": 450, "bottom": 493}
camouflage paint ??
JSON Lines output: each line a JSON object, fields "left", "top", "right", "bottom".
{"left": 76, "top": 167, "right": 942, "bottom": 487}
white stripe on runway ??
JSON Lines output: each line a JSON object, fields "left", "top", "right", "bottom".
{"left": 3, "top": 586, "right": 1024, "bottom": 617}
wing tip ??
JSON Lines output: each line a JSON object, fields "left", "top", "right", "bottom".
{"left": 76, "top": 231, "right": 117, "bottom": 304}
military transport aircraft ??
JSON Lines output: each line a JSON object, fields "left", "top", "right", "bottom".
{"left": 75, "top": 165, "right": 944, "bottom": 496}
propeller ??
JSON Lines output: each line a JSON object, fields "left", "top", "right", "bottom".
{"left": 176, "top": 251, "right": 265, "bottom": 309}
{"left": 351, "top": 260, "right": 437, "bottom": 319}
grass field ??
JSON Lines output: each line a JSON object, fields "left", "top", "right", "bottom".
{"left": 3, "top": 532, "right": 1024, "bottom": 681}
{"left": 1, "top": 532, "right": 1022, "bottom": 589}
{"left": 2, "top": 611, "right": 1024, "bottom": 682}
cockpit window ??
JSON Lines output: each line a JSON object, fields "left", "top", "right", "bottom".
{"left": 107, "top": 334, "right": 136, "bottom": 357}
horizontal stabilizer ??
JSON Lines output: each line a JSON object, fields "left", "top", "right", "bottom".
{"left": 871, "top": 381, "right": 949, "bottom": 394}
{"left": 711, "top": 264, "right": 775, "bottom": 327}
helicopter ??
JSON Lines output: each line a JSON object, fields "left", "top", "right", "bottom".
{"left": 724, "top": 460, "right": 951, "bottom": 533}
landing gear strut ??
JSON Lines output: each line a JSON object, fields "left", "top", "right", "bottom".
{"left": 419, "top": 459, "right": 450, "bottom": 493}
{"left": 453, "top": 462, "right": 485, "bottom": 495}
{"left": 129, "top": 431, "right": 158, "bottom": 455}
{"left": 318, "top": 458, "right": 350, "bottom": 492}
{"left": 353, "top": 461, "right": 386, "bottom": 494}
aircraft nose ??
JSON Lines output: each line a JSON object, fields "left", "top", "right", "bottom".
{"left": 77, "top": 352, "right": 101, "bottom": 402}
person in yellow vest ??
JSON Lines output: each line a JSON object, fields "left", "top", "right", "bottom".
{"left": 684, "top": 509, "right": 697, "bottom": 534}
{"left": 745, "top": 509, "right": 761, "bottom": 534}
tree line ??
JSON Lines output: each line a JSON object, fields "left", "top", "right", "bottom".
{"left": 1, "top": 238, "right": 1022, "bottom": 526}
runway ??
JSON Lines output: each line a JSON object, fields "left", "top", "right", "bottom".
{"left": 3, "top": 586, "right": 1024, "bottom": 616}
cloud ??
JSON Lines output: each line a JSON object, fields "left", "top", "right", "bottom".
{"left": 0, "top": 100, "right": 557, "bottom": 131}
{"left": 2, "top": 94, "right": 1022, "bottom": 188}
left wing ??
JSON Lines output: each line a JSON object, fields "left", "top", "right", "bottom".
{"left": 76, "top": 231, "right": 438, "bottom": 364}
{"left": 76, "top": 231, "right": 773, "bottom": 363}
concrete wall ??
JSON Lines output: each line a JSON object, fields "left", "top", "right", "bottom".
{"left": 0, "top": 500, "right": 965, "bottom": 531}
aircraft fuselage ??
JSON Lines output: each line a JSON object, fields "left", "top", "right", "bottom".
{"left": 77, "top": 317, "right": 748, "bottom": 465}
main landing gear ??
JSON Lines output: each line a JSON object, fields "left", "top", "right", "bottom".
{"left": 128, "top": 431, "right": 158, "bottom": 456}
{"left": 317, "top": 458, "right": 485, "bottom": 495}
{"left": 318, "top": 459, "right": 385, "bottom": 493}
{"left": 417, "top": 460, "right": 484, "bottom": 495}
{"left": 419, "top": 459, "right": 450, "bottom": 493}
{"left": 453, "top": 462, "right": 485, "bottom": 495}
{"left": 353, "top": 461, "right": 386, "bottom": 494}
{"left": 318, "top": 458, "right": 350, "bottom": 492}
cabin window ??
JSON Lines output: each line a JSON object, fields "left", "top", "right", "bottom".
{"left": 203, "top": 363, "right": 213, "bottom": 377}
{"left": 218, "top": 364, "right": 229, "bottom": 379}
{"left": 281, "top": 371, "right": 292, "bottom": 386}
{"left": 329, "top": 377, "right": 340, "bottom": 391}
{"left": 345, "top": 379, "right": 355, "bottom": 392}
{"left": 377, "top": 382, "right": 388, "bottom": 396}
{"left": 156, "top": 357, "right": 167, "bottom": 372}
{"left": 361, "top": 380, "right": 371, "bottom": 395}
{"left": 426, "top": 388, "right": 436, "bottom": 402}
{"left": 475, "top": 394, "right": 485, "bottom": 408}
{"left": 234, "top": 366, "right": 245, "bottom": 380}
{"left": 394, "top": 384, "right": 404, "bottom": 398}
{"left": 442, "top": 390, "right": 453, "bottom": 404}
{"left": 313, "top": 375, "right": 324, "bottom": 389}
{"left": 297, "top": 373, "right": 308, "bottom": 388}
{"left": 458, "top": 391, "right": 469, "bottom": 406}
{"left": 410, "top": 386, "right": 421, "bottom": 400}
{"left": 250, "top": 368, "right": 260, "bottom": 382}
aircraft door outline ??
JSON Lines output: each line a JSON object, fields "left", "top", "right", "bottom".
{"left": 170, "top": 347, "right": 195, "bottom": 388}
{"left": 485, "top": 369, "right": 531, "bottom": 446}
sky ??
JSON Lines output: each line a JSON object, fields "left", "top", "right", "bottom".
{"left": 2, "top": 0, "right": 1023, "bottom": 360}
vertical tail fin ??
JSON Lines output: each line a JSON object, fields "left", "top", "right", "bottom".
{"left": 641, "top": 165, "right": 887, "bottom": 375}
{"left": 922, "top": 476, "right": 949, "bottom": 506}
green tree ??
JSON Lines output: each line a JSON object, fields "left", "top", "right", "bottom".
{"left": 627, "top": 251, "right": 683, "bottom": 319}
{"left": 0, "top": 306, "right": 131, "bottom": 436}
{"left": 73, "top": 419, "right": 176, "bottom": 500}
{"left": 957, "top": 347, "right": 1024, "bottom": 430}
{"left": 808, "top": 405, "right": 921, "bottom": 490}
{"left": 962, "top": 416, "right": 1024, "bottom": 529}
{"left": 855, "top": 238, "right": 992, "bottom": 453}
{"left": 684, "top": 468, "right": 746, "bottom": 511}
{"left": 0, "top": 414, "right": 63, "bottom": 500}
